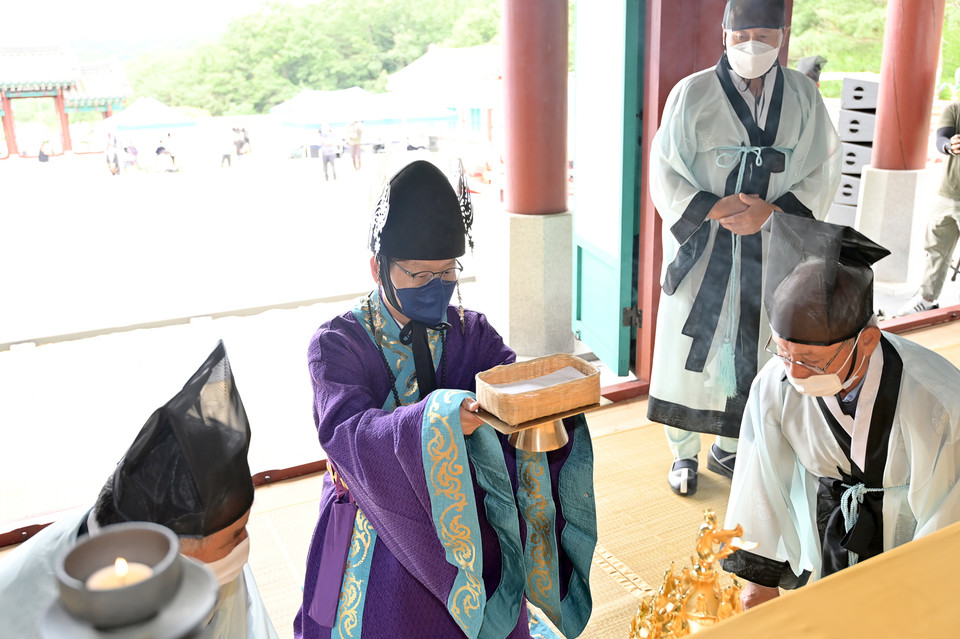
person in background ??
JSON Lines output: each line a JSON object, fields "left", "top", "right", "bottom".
{"left": 121, "top": 141, "right": 139, "bottom": 173}
{"left": 0, "top": 342, "right": 278, "bottom": 638}
{"left": 796, "top": 54, "right": 827, "bottom": 87}
{"left": 646, "top": 0, "right": 841, "bottom": 496}
{"left": 222, "top": 127, "right": 235, "bottom": 168}
{"left": 155, "top": 133, "right": 177, "bottom": 172}
{"left": 319, "top": 127, "right": 339, "bottom": 182}
{"left": 896, "top": 101, "right": 960, "bottom": 316}
{"left": 347, "top": 120, "right": 363, "bottom": 170}
{"left": 295, "top": 160, "right": 596, "bottom": 638}
{"left": 106, "top": 135, "right": 120, "bottom": 176}
{"left": 722, "top": 212, "right": 960, "bottom": 610}
{"left": 234, "top": 127, "right": 251, "bottom": 156}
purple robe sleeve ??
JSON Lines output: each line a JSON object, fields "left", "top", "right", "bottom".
{"left": 306, "top": 309, "right": 515, "bottom": 605}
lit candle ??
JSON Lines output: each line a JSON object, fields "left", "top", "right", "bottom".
{"left": 86, "top": 557, "right": 154, "bottom": 590}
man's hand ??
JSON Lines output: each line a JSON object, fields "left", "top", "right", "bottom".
{"left": 951, "top": 134, "right": 960, "bottom": 155}
{"left": 717, "top": 193, "right": 781, "bottom": 236}
{"left": 460, "top": 398, "right": 485, "bottom": 436}
{"left": 706, "top": 194, "right": 750, "bottom": 220}
{"left": 740, "top": 581, "right": 780, "bottom": 610}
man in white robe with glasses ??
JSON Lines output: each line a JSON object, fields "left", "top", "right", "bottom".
{"left": 721, "top": 213, "right": 960, "bottom": 609}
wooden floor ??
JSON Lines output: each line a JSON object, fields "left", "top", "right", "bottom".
{"left": 4, "top": 320, "right": 960, "bottom": 637}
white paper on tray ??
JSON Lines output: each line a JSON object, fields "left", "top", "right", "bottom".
{"left": 488, "top": 366, "right": 587, "bottom": 394}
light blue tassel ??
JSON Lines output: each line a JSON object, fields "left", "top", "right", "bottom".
{"left": 716, "top": 232, "right": 741, "bottom": 399}
{"left": 712, "top": 145, "right": 778, "bottom": 400}
{"left": 717, "top": 338, "right": 738, "bottom": 398}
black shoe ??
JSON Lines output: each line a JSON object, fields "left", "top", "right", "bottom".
{"left": 707, "top": 443, "right": 736, "bottom": 478}
{"left": 668, "top": 458, "right": 698, "bottom": 496}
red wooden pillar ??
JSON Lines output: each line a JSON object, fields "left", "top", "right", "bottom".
{"left": 502, "top": 0, "right": 567, "bottom": 215}
{"left": 1, "top": 91, "right": 18, "bottom": 156}
{"left": 55, "top": 88, "right": 73, "bottom": 153}
{"left": 872, "top": 0, "right": 945, "bottom": 170}
{"left": 637, "top": 0, "right": 792, "bottom": 383}
{"left": 637, "top": 0, "right": 726, "bottom": 382}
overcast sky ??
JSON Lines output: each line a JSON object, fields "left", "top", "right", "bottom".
{"left": 7, "top": 0, "right": 284, "bottom": 49}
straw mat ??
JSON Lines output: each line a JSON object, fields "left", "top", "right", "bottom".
{"left": 242, "top": 397, "right": 736, "bottom": 638}
{"left": 577, "top": 399, "right": 734, "bottom": 637}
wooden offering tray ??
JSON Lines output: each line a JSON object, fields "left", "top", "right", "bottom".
{"left": 475, "top": 354, "right": 604, "bottom": 451}
{"left": 476, "top": 353, "right": 601, "bottom": 426}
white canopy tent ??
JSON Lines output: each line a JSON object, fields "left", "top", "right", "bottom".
{"left": 269, "top": 87, "right": 378, "bottom": 128}
{"left": 103, "top": 96, "right": 197, "bottom": 131}
{"left": 269, "top": 87, "right": 456, "bottom": 129}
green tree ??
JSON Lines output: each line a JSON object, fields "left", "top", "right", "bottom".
{"left": 788, "top": 0, "right": 887, "bottom": 97}
{"left": 941, "top": 0, "right": 960, "bottom": 97}
{"left": 125, "top": 0, "right": 501, "bottom": 115}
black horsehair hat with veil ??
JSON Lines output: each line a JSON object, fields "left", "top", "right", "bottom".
{"left": 367, "top": 159, "right": 475, "bottom": 399}
{"left": 765, "top": 213, "right": 890, "bottom": 346}
{"left": 102, "top": 341, "right": 254, "bottom": 537}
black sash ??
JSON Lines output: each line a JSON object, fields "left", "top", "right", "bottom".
{"left": 815, "top": 337, "right": 902, "bottom": 577}
{"left": 665, "top": 56, "right": 785, "bottom": 403}
{"left": 399, "top": 320, "right": 447, "bottom": 399}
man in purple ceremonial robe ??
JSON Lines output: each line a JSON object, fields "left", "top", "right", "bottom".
{"left": 294, "top": 160, "right": 597, "bottom": 638}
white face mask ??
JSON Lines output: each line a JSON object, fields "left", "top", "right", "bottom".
{"left": 197, "top": 536, "right": 250, "bottom": 586}
{"left": 727, "top": 39, "right": 781, "bottom": 79}
{"left": 785, "top": 345, "right": 861, "bottom": 397}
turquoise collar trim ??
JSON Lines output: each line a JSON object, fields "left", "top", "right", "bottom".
{"left": 353, "top": 290, "right": 443, "bottom": 408}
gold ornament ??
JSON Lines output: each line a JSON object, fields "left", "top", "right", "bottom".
{"left": 629, "top": 510, "right": 754, "bottom": 638}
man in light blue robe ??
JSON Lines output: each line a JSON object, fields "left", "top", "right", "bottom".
{"left": 647, "top": 0, "right": 841, "bottom": 496}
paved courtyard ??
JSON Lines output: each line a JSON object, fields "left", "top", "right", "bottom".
{"left": 0, "top": 149, "right": 502, "bottom": 525}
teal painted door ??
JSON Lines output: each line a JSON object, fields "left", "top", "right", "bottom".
{"left": 571, "top": 0, "right": 643, "bottom": 376}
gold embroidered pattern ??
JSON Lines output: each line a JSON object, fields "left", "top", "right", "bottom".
{"left": 450, "top": 573, "right": 484, "bottom": 632}
{"left": 329, "top": 464, "right": 349, "bottom": 493}
{"left": 362, "top": 294, "right": 410, "bottom": 368}
{"left": 520, "top": 451, "right": 556, "bottom": 616}
{"left": 364, "top": 292, "right": 448, "bottom": 404}
{"left": 426, "top": 392, "right": 482, "bottom": 629}
{"left": 336, "top": 511, "right": 373, "bottom": 638}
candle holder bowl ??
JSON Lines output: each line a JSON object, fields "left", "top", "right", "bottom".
{"left": 56, "top": 522, "right": 182, "bottom": 629}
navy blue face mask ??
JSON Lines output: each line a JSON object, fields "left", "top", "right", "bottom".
{"left": 395, "top": 277, "right": 457, "bottom": 326}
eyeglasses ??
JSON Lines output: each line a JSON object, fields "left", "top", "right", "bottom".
{"left": 392, "top": 260, "right": 463, "bottom": 287}
{"left": 764, "top": 333, "right": 858, "bottom": 375}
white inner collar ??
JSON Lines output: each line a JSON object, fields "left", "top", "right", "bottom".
{"left": 821, "top": 343, "right": 884, "bottom": 472}
{"left": 727, "top": 64, "right": 777, "bottom": 129}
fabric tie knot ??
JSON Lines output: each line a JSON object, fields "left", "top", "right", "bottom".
{"left": 839, "top": 482, "right": 908, "bottom": 567}
{"left": 716, "top": 144, "right": 789, "bottom": 194}
{"left": 398, "top": 320, "right": 449, "bottom": 344}
{"left": 716, "top": 144, "right": 765, "bottom": 194}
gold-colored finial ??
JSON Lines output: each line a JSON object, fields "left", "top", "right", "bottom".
{"left": 629, "top": 510, "right": 752, "bottom": 637}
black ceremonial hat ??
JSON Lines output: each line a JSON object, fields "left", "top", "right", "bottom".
{"left": 369, "top": 160, "right": 471, "bottom": 260}
{"left": 111, "top": 341, "right": 254, "bottom": 537}
{"left": 764, "top": 213, "right": 890, "bottom": 345}
{"left": 722, "top": 0, "right": 785, "bottom": 30}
